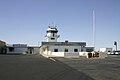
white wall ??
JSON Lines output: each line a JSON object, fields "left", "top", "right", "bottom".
{"left": 100, "top": 48, "right": 112, "bottom": 52}
{"left": 43, "top": 48, "right": 48, "bottom": 55}
{"left": 41, "top": 45, "right": 81, "bottom": 57}
{"left": 64, "top": 52, "right": 79, "bottom": 58}
{"left": 79, "top": 52, "right": 89, "bottom": 56}
{"left": 41, "top": 45, "right": 108, "bottom": 58}
{"left": 48, "top": 46, "right": 81, "bottom": 57}
{"left": 49, "top": 46, "right": 81, "bottom": 52}
{"left": 50, "top": 52, "right": 64, "bottom": 57}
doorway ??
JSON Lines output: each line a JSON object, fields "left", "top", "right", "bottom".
{"left": 28, "top": 47, "right": 34, "bottom": 54}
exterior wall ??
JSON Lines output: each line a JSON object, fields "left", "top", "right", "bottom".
{"left": 34, "top": 47, "right": 40, "bottom": 54}
{"left": 48, "top": 46, "right": 65, "bottom": 57}
{"left": 49, "top": 46, "right": 81, "bottom": 57}
{"left": 79, "top": 47, "right": 94, "bottom": 57}
{"left": 99, "top": 52, "right": 108, "bottom": 58}
{"left": 100, "top": 48, "right": 112, "bottom": 52}
{"left": 85, "top": 47, "right": 94, "bottom": 52}
{"left": 49, "top": 46, "right": 81, "bottom": 52}
{"left": 79, "top": 52, "right": 89, "bottom": 56}
{"left": 40, "top": 44, "right": 107, "bottom": 58}
{"left": 40, "top": 47, "right": 43, "bottom": 54}
{"left": 50, "top": 52, "right": 64, "bottom": 57}
{"left": 0, "top": 41, "right": 5, "bottom": 47}
{"left": 7, "top": 44, "right": 40, "bottom": 54}
{"left": 0, "top": 41, "right": 6, "bottom": 54}
{"left": 27, "top": 47, "right": 40, "bottom": 54}
{"left": 14, "top": 48, "right": 27, "bottom": 54}
{"left": 46, "top": 33, "right": 58, "bottom": 42}
{"left": 46, "top": 27, "right": 59, "bottom": 42}
{"left": 41, "top": 46, "right": 81, "bottom": 57}
{"left": 81, "top": 47, "right": 94, "bottom": 52}
{"left": 7, "top": 47, "right": 28, "bottom": 54}
{"left": 43, "top": 48, "right": 48, "bottom": 55}
{"left": 64, "top": 52, "right": 79, "bottom": 58}
{"left": 7, "top": 44, "right": 28, "bottom": 54}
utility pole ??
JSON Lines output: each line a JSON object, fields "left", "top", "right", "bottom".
{"left": 38, "top": 41, "right": 40, "bottom": 46}
{"left": 93, "top": 10, "right": 95, "bottom": 50}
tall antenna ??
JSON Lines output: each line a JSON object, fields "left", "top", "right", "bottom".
{"left": 52, "top": 22, "right": 55, "bottom": 27}
{"left": 93, "top": 10, "right": 95, "bottom": 49}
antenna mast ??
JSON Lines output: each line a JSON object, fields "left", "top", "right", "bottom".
{"left": 93, "top": 10, "right": 95, "bottom": 49}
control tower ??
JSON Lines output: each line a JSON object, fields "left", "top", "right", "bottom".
{"left": 45, "top": 26, "right": 60, "bottom": 42}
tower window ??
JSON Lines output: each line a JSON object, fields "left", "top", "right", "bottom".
{"left": 54, "top": 49, "right": 58, "bottom": 52}
{"left": 51, "top": 38, "right": 55, "bottom": 40}
{"left": 74, "top": 49, "right": 78, "bottom": 52}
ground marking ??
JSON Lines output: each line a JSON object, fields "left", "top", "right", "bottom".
{"left": 49, "top": 58, "right": 56, "bottom": 61}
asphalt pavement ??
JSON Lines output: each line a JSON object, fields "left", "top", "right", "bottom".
{"left": 55, "top": 55, "right": 120, "bottom": 80}
{"left": 0, "top": 54, "right": 94, "bottom": 80}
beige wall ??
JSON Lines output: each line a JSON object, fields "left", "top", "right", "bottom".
{"left": 0, "top": 41, "right": 5, "bottom": 47}
{"left": 0, "top": 41, "right": 6, "bottom": 53}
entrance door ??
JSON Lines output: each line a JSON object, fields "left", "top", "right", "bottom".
{"left": 28, "top": 47, "right": 34, "bottom": 54}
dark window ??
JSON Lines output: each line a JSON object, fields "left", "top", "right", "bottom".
{"left": 51, "top": 38, "right": 55, "bottom": 40}
{"left": 53, "top": 33, "right": 54, "bottom": 37}
{"left": 64, "top": 49, "right": 68, "bottom": 52}
{"left": 86, "top": 49, "right": 93, "bottom": 52}
{"left": 81, "top": 48, "right": 83, "bottom": 52}
{"left": 74, "top": 49, "right": 78, "bottom": 52}
{"left": 54, "top": 49, "right": 58, "bottom": 52}
{"left": 108, "top": 51, "right": 111, "bottom": 52}
{"left": 9, "top": 47, "right": 14, "bottom": 52}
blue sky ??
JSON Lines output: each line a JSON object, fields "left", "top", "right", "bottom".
{"left": 0, "top": 0, "right": 120, "bottom": 50}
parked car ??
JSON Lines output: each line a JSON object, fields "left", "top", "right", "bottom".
{"left": 110, "top": 50, "right": 120, "bottom": 55}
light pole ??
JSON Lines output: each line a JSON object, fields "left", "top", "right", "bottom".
{"left": 93, "top": 10, "right": 95, "bottom": 50}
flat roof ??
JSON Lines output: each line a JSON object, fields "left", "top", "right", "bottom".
{"left": 0, "top": 40, "right": 6, "bottom": 43}
{"left": 41, "top": 42, "right": 86, "bottom": 46}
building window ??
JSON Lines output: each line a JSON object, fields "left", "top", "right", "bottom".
{"left": 54, "top": 49, "right": 58, "bottom": 52}
{"left": 74, "top": 49, "right": 78, "bottom": 52}
{"left": 53, "top": 33, "right": 55, "bottom": 37}
{"left": 51, "top": 38, "right": 55, "bottom": 40}
{"left": 64, "top": 49, "right": 68, "bottom": 52}
{"left": 86, "top": 49, "right": 93, "bottom": 52}
{"left": 108, "top": 51, "right": 111, "bottom": 52}
{"left": 9, "top": 47, "right": 14, "bottom": 52}
{"left": 81, "top": 48, "right": 83, "bottom": 52}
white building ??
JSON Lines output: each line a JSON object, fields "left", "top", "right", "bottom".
{"left": 40, "top": 41, "right": 86, "bottom": 58}
{"left": 40, "top": 26, "right": 108, "bottom": 58}
{"left": 40, "top": 26, "right": 97, "bottom": 58}
{"left": 100, "top": 48, "right": 112, "bottom": 54}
